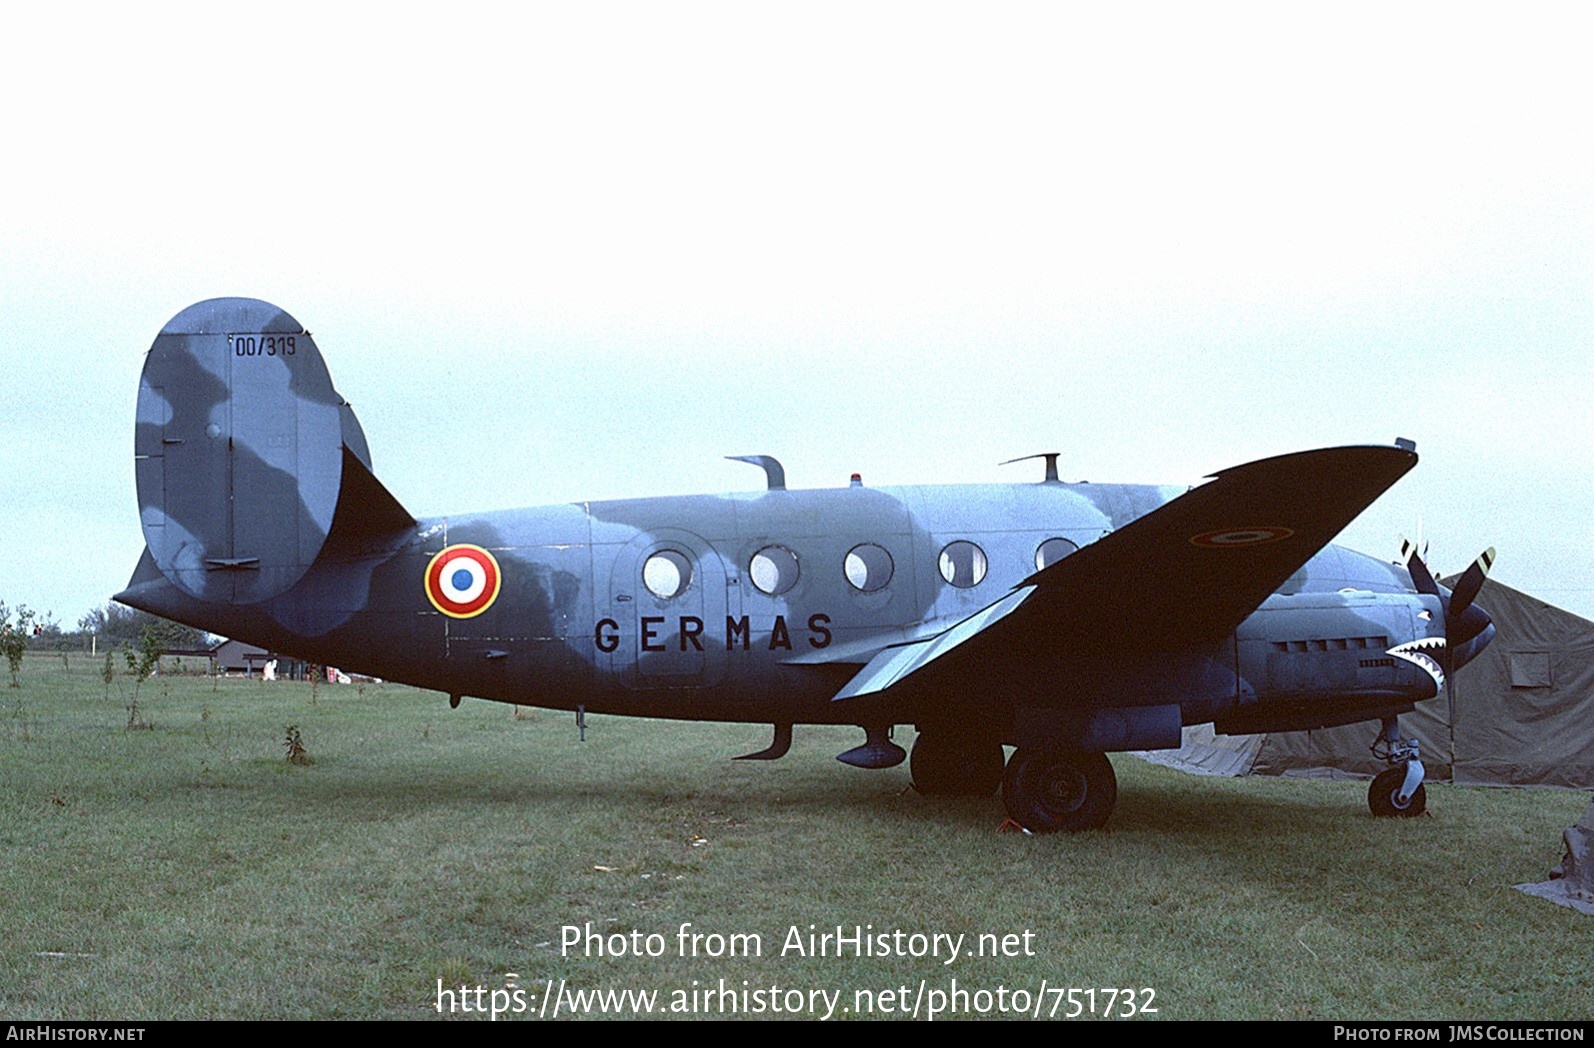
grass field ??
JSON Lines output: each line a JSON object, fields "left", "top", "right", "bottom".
{"left": 1, "top": 652, "right": 1588, "bottom": 1020}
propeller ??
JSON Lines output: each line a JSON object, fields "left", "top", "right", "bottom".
{"left": 1400, "top": 538, "right": 1497, "bottom": 714}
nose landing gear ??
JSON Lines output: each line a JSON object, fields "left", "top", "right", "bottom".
{"left": 1369, "top": 715, "right": 1426, "bottom": 817}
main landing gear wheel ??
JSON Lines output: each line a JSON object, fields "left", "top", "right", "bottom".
{"left": 910, "top": 731, "right": 1005, "bottom": 796}
{"left": 1001, "top": 748, "right": 1117, "bottom": 833}
{"left": 1368, "top": 766, "right": 1427, "bottom": 818}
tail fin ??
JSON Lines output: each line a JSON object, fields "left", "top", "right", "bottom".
{"left": 134, "top": 298, "right": 412, "bottom": 604}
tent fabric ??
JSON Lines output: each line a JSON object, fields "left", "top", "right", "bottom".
{"left": 1554, "top": 799, "right": 1594, "bottom": 898}
{"left": 1135, "top": 724, "right": 1262, "bottom": 778}
{"left": 1516, "top": 797, "right": 1594, "bottom": 915}
{"left": 1146, "top": 579, "right": 1594, "bottom": 788}
{"left": 1435, "top": 578, "right": 1594, "bottom": 786}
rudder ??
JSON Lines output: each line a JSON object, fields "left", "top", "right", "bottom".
{"left": 135, "top": 297, "right": 373, "bottom": 604}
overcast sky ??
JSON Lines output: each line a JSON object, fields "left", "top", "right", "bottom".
{"left": 3, "top": 5, "right": 1591, "bottom": 629}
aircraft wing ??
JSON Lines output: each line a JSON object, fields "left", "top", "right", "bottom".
{"left": 833, "top": 444, "right": 1417, "bottom": 700}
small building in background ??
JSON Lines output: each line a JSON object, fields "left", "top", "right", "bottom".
{"left": 211, "top": 639, "right": 311, "bottom": 680}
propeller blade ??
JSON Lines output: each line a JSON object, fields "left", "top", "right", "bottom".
{"left": 1443, "top": 548, "right": 1497, "bottom": 716}
{"left": 1447, "top": 546, "right": 1497, "bottom": 619}
{"left": 1402, "top": 534, "right": 1450, "bottom": 711}
{"left": 1404, "top": 542, "right": 1440, "bottom": 597}
{"left": 1402, "top": 537, "right": 1497, "bottom": 722}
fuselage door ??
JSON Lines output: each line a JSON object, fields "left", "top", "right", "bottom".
{"left": 606, "top": 528, "right": 728, "bottom": 689}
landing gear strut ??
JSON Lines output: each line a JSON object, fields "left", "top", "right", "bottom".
{"left": 1001, "top": 748, "right": 1117, "bottom": 832}
{"left": 910, "top": 730, "right": 1004, "bottom": 796}
{"left": 1368, "top": 715, "right": 1426, "bottom": 817}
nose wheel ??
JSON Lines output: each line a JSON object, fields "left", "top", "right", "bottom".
{"left": 1368, "top": 767, "right": 1427, "bottom": 817}
{"left": 1368, "top": 715, "right": 1427, "bottom": 817}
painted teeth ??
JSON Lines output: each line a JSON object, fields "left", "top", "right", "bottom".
{"left": 1388, "top": 638, "right": 1447, "bottom": 689}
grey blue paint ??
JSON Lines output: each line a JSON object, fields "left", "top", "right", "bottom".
{"left": 118, "top": 299, "right": 1496, "bottom": 830}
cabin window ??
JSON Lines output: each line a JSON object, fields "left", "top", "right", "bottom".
{"left": 844, "top": 543, "right": 894, "bottom": 592}
{"left": 1035, "top": 537, "right": 1079, "bottom": 570}
{"left": 750, "top": 546, "right": 800, "bottom": 595}
{"left": 938, "top": 540, "right": 988, "bottom": 588}
{"left": 642, "top": 549, "right": 694, "bottom": 599}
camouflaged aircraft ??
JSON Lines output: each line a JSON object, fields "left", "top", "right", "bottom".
{"left": 117, "top": 298, "right": 1498, "bottom": 832}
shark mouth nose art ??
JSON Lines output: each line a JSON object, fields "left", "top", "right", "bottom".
{"left": 1388, "top": 637, "right": 1447, "bottom": 690}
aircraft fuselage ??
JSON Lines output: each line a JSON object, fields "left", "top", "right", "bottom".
{"left": 119, "top": 298, "right": 1494, "bottom": 830}
{"left": 121, "top": 478, "right": 1445, "bottom": 737}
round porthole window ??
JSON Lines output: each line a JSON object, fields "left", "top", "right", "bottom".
{"left": 844, "top": 543, "right": 894, "bottom": 592}
{"left": 1035, "top": 537, "right": 1079, "bottom": 570}
{"left": 750, "top": 546, "right": 800, "bottom": 595}
{"left": 643, "top": 549, "right": 694, "bottom": 599}
{"left": 938, "top": 540, "right": 988, "bottom": 588}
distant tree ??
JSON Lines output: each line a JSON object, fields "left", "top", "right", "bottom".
{"left": 123, "top": 625, "right": 163, "bottom": 686}
{"left": 78, "top": 604, "right": 210, "bottom": 652}
{"left": 0, "top": 602, "right": 37, "bottom": 687}
{"left": 121, "top": 624, "right": 167, "bottom": 728}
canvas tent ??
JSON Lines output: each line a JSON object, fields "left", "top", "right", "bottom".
{"left": 1145, "top": 579, "right": 1594, "bottom": 788}
{"left": 1516, "top": 797, "right": 1594, "bottom": 915}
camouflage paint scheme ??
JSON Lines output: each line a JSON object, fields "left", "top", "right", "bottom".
{"left": 118, "top": 299, "right": 1496, "bottom": 831}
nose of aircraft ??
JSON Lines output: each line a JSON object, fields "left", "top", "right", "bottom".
{"left": 1405, "top": 544, "right": 1497, "bottom": 684}
{"left": 1448, "top": 600, "right": 1494, "bottom": 670}
{"left": 1441, "top": 547, "right": 1496, "bottom": 674}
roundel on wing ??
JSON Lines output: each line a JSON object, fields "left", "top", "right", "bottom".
{"left": 1189, "top": 526, "right": 1295, "bottom": 548}
{"left": 425, "top": 544, "right": 502, "bottom": 618}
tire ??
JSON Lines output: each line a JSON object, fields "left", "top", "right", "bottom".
{"left": 1002, "top": 748, "right": 1117, "bottom": 832}
{"left": 910, "top": 731, "right": 1005, "bottom": 796}
{"left": 1368, "top": 766, "right": 1427, "bottom": 817}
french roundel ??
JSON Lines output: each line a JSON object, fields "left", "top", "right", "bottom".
{"left": 1189, "top": 526, "right": 1295, "bottom": 548}
{"left": 425, "top": 544, "right": 502, "bottom": 618}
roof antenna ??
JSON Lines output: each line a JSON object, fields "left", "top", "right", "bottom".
{"left": 726, "top": 455, "right": 786, "bottom": 491}
{"left": 1000, "top": 453, "right": 1061, "bottom": 483}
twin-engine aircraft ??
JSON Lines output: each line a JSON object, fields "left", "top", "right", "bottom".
{"left": 118, "top": 298, "right": 1497, "bottom": 832}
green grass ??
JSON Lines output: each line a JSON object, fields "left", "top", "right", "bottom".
{"left": 1, "top": 653, "right": 1588, "bottom": 1020}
